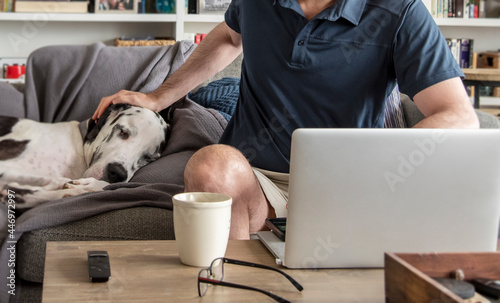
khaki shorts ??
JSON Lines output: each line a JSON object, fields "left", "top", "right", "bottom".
{"left": 252, "top": 167, "right": 289, "bottom": 217}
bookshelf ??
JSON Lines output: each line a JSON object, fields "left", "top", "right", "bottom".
{"left": 435, "top": 17, "right": 500, "bottom": 26}
{"left": 0, "top": 12, "right": 177, "bottom": 22}
{"left": 434, "top": 18, "right": 500, "bottom": 105}
{"left": 0, "top": 6, "right": 498, "bottom": 104}
{"left": 434, "top": 18, "right": 500, "bottom": 53}
{"left": 0, "top": 8, "right": 497, "bottom": 57}
{"left": 0, "top": 0, "right": 223, "bottom": 57}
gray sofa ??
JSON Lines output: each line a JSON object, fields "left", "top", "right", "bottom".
{"left": 1, "top": 43, "right": 498, "bottom": 303}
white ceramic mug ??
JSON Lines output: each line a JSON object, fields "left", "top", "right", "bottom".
{"left": 173, "top": 192, "right": 232, "bottom": 267}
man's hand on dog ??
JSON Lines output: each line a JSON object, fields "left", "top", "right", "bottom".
{"left": 93, "top": 90, "right": 161, "bottom": 121}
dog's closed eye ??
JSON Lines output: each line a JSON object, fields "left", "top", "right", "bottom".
{"left": 119, "top": 129, "right": 130, "bottom": 140}
{"left": 113, "top": 124, "right": 130, "bottom": 140}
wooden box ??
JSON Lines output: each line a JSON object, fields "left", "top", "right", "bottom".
{"left": 114, "top": 38, "right": 175, "bottom": 47}
{"left": 385, "top": 252, "right": 500, "bottom": 302}
{"left": 480, "top": 52, "right": 500, "bottom": 69}
{"left": 493, "top": 87, "right": 500, "bottom": 98}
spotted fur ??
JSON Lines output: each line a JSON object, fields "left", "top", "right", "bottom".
{"left": 0, "top": 104, "right": 170, "bottom": 208}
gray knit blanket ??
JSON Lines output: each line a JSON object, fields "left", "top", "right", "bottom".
{"left": 0, "top": 41, "right": 227, "bottom": 303}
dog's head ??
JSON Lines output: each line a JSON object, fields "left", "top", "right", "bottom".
{"left": 83, "top": 103, "right": 170, "bottom": 183}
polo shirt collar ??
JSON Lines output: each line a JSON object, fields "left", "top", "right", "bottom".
{"left": 276, "top": 0, "right": 366, "bottom": 26}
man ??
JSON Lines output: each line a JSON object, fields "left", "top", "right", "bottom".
{"left": 93, "top": 0, "right": 479, "bottom": 239}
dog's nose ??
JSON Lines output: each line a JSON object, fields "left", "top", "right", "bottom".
{"left": 106, "top": 162, "right": 128, "bottom": 183}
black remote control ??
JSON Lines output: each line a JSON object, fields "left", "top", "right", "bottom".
{"left": 470, "top": 278, "right": 500, "bottom": 299}
{"left": 88, "top": 251, "right": 111, "bottom": 282}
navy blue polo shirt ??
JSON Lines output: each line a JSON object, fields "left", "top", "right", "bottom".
{"left": 220, "top": 0, "right": 463, "bottom": 173}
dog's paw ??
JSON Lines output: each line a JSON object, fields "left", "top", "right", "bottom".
{"left": 1, "top": 183, "right": 39, "bottom": 208}
{"left": 62, "top": 178, "right": 109, "bottom": 191}
{"left": 54, "top": 178, "right": 109, "bottom": 198}
{"left": 0, "top": 178, "right": 109, "bottom": 209}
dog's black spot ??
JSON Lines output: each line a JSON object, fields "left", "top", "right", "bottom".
{"left": 84, "top": 103, "right": 132, "bottom": 144}
{"left": 104, "top": 133, "right": 112, "bottom": 143}
{"left": 141, "top": 154, "right": 154, "bottom": 164}
{"left": 84, "top": 119, "right": 98, "bottom": 144}
{"left": 85, "top": 106, "right": 116, "bottom": 143}
{"left": 136, "top": 153, "right": 157, "bottom": 169}
{"left": 157, "top": 139, "right": 167, "bottom": 155}
{"left": 110, "top": 113, "right": 125, "bottom": 126}
{"left": 0, "top": 116, "right": 20, "bottom": 137}
{"left": 111, "top": 103, "right": 131, "bottom": 112}
{"left": 85, "top": 103, "right": 132, "bottom": 144}
{"left": 89, "top": 150, "right": 102, "bottom": 167}
{"left": 0, "top": 139, "right": 29, "bottom": 160}
{"left": 85, "top": 115, "right": 108, "bottom": 144}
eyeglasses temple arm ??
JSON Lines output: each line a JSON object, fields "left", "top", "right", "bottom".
{"left": 199, "top": 277, "right": 291, "bottom": 303}
{"left": 224, "top": 258, "right": 304, "bottom": 291}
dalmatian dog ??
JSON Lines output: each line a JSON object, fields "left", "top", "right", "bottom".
{"left": 0, "top": 103, "right": 170, "bottom": 209}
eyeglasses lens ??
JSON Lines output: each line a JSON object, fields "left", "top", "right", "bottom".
{"left": 198, "top": 268, "right": 209, "bottom": 297}
{"left": 211, "top": 258, "right": 224, "bottom": 281}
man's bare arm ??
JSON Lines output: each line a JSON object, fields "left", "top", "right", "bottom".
{"left": 412, "top": 77, "right": 479, "bottom": 129}
{"left": 93, "top": 22, "right": 242, "bottom": 120}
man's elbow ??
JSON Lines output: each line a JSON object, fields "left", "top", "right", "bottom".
{"left": 462, "top": 109, "right": 480, "bottom": 129}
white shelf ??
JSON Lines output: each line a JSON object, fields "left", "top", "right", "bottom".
{"left": 434, "top": 17, "right": 500, "bottom": 27}
{"left": 184, "top": 14, "right": 224, "bottom": 23}
{"left": 476, "top": 96, "right": 500, "bottom": 106}
{"left": 0, "top": 12, "right": 224, "bottom": 23}
{"left": 0, "top": 12, "right": 176, "bottom": 22}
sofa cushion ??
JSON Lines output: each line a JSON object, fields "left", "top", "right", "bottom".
{"left": 0, "top": 82, "right": 24, "bottom": 118}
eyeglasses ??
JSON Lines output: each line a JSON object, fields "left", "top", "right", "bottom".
{"left": 197, "top": 257, "right": 303, "bottom": 303}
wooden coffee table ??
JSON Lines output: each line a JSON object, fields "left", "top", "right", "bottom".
{"left": 42, "top": 240, "right": 384, "bottom": 302}
{"left": 462, "top": 68, "right": 500, "bottom": 108}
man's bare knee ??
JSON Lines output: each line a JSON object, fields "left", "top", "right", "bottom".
{"left": 183, "top": 144, "right": 271, "bottom": 239}
{"left": 184, "top": 144, "right": 254, "bottom": 194}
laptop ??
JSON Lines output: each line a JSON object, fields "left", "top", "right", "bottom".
{"left": 257, "top": 128, "right": 500, "bottom": 268}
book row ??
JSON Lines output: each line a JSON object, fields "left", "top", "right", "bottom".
{"left": 423, "top": 0, "right": 488, "bottom": 18}
{"left": 185, "top": 0, "right": 229, "bottom": 14}
{"left": 0, "top": 0, "right": 230, "bottom": 13}
{"left": 447, "top": 38, "right": 475, "bottom": 68}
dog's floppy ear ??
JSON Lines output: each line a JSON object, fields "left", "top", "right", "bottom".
{"left": 84, "top": 104, "right": 119, "bottom": 143}
{"left": 85, "top": 119, "right": 99, "bottom": 143}
{"left": 85, "top": 103, "right": 134, "bottom": 143}
{"left": 111, "top": 103, "right": 132, "bottom": 112}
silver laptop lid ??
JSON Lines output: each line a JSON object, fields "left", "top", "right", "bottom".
{"left": 284, "top": 128, "right": 500, "bottom": 268}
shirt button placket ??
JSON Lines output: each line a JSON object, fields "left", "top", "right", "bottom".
{"left": 291, "top": 22, "right": 313, "bottom": 66}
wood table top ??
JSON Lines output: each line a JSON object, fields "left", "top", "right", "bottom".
{"left": 42, "top": 240, "right": 384, "bottom": 302}
{"left": 462, "top": 68, "right": 500, "bottom": 81}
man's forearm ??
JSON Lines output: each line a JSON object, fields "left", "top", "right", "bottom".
{"left": 152, "top": 22, "right": 243, "bottom": 110}
{"left": 412, "top": 109, "right": 479, "bottom": 128}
